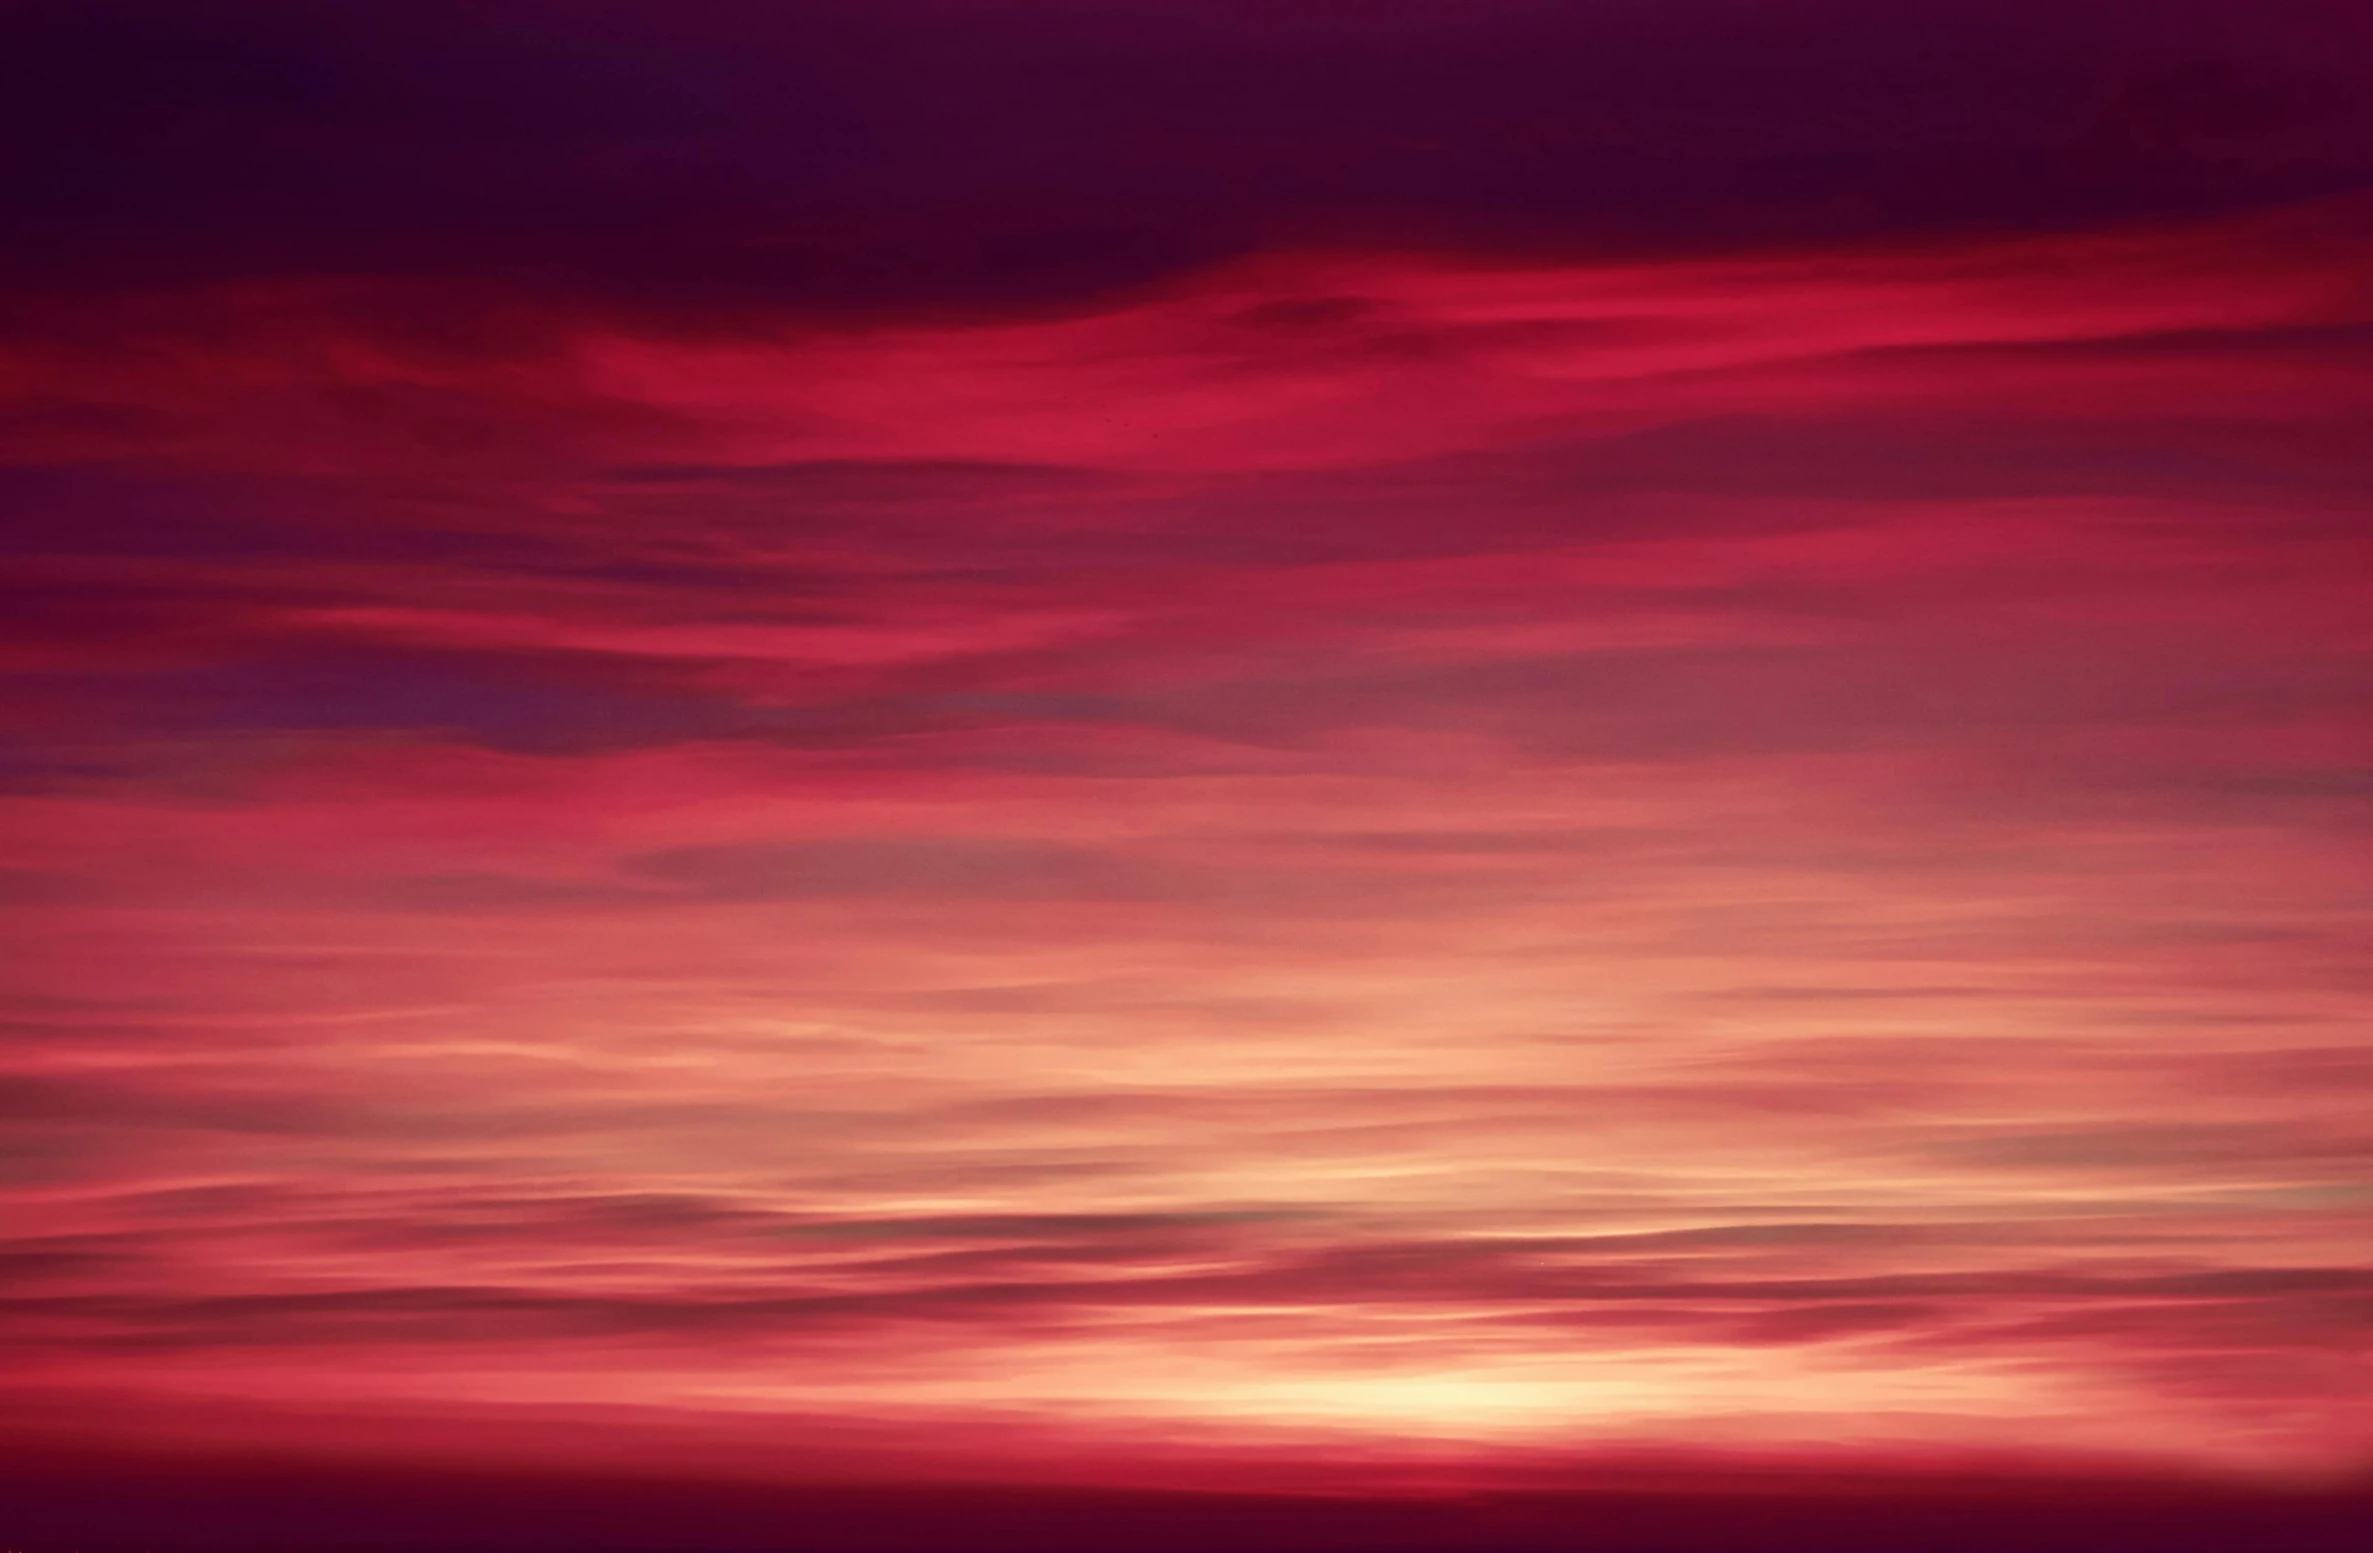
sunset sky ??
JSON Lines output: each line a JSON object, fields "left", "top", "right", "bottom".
{"left": 2, "top": 2, "right": 2369, "bottom": 1548}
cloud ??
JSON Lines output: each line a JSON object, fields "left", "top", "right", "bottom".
{"left": 0, "top": 58, "right": 2366, "bottom": 1489}
{"left": 626, "top": 838, "right": 1181, "bottom": 903}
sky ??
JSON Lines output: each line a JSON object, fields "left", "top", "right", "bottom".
{"left": 1, "top": 2, "right": 2370, "bottom": 1548}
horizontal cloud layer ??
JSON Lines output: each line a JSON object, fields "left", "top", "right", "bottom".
{"left": 0, "top": 4, "right": 2367, "bottom": 1504}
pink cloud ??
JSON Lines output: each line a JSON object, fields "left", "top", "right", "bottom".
{"left": 0, "top": 199, "right": 2367, "bottom": 1496}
